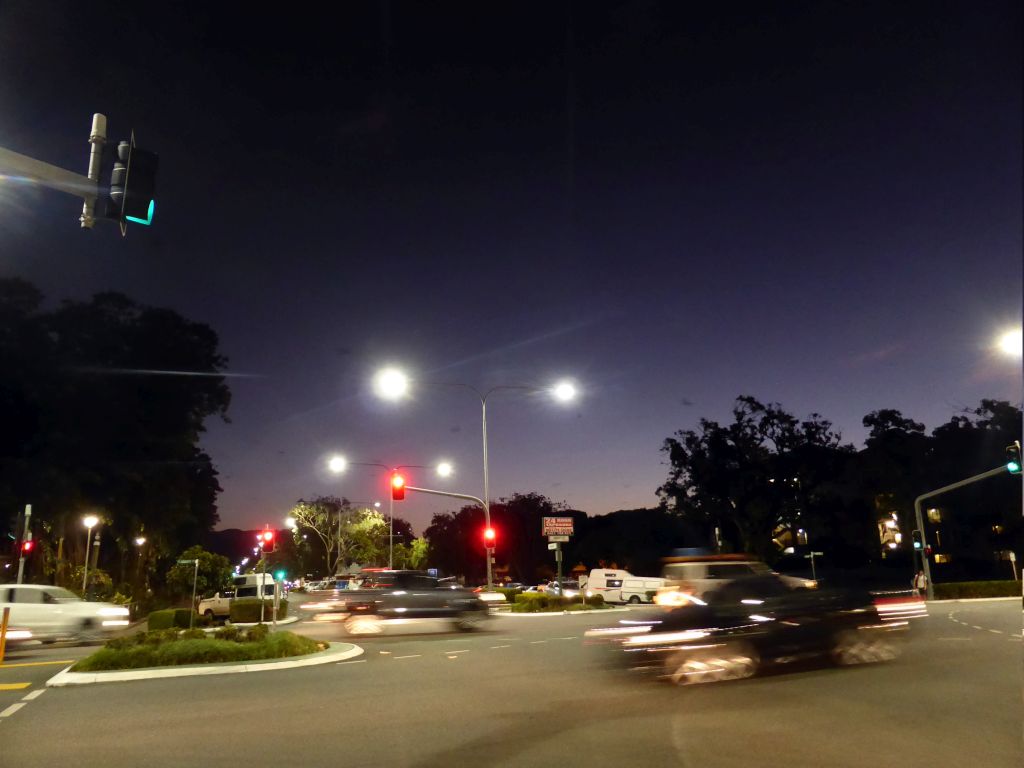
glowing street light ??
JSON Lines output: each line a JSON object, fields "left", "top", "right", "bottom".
{"left": 285, "top": 517, "right": 297, "bottom": 529}
{"left": 552, "top": 380, "right": 577, "bottom": 403}
{"left": 373, "top": 367, "right": 409, "bottom": 400}
{"left": 82, "top": 514, "right": 100, "bottom": 593}
{"left": 996, "top": 327, "right": 1022, "bottom": 358}
{"left": 327, "top": 455, "right": 348, "bottom": 474}
{"left": 134, "top": 536, "right": 146, "bottom": 546}
{"left": 437, "top": 461, "right": 454, "bottom": 478}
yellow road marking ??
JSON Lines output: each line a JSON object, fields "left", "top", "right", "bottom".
{"left": 0, "top": 683, "right": 31, "bottom": 690}
{"left": 0, "top": 659, "right": 75, "bottom": 669}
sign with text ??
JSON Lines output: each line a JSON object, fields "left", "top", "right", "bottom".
{"left": 542, "top": 517, "right": 574, "bottom": 536}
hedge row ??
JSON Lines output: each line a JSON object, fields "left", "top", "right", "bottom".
{"left": 147, "top": 608, "right": 201, "bottom": 631}
{"left": 511, "top": 593, "right": 606, "bottom": 612}
{"left": 73, "top": 630, "right": 320, "bottom": 672}
{"left": 932, "top": 580, "right": 1020, "bottom": 599}
{"left": 229, "top": 598, "right": 289, "bottom": 623}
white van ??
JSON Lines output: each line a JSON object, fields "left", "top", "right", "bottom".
{"left": 231, "top": 573, "right": 276, "bottom": 599}
{"left": 582, "top": 569, "right": 630, "bottom": 603}
{"left": 619, "top": 577, "right": 666, "bottom": 604}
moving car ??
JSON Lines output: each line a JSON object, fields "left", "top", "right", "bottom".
{"left": 586, "top": 574, "right": 905, "bottom": 685}
{"left": 0, "top": 584, "right": 130, "bottom": 642}
{"left": 546, "top": 579, "right": 581, "bottom": 598}
{"left": 326, "top": 570, "right": 491, "bottom": 633}
{"left": 657, "top": 553, "right": 815, "bottom": 605}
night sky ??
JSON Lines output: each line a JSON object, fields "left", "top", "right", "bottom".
{"left": 1, "top": 1, "right": 1020, "bottom": 533}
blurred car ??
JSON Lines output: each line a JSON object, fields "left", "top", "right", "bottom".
{"left": 546, "top": 579, "right": 581, "bottom": 598}
{"left": 656, "top": 553, "right": 816, "bottom": 606}
{"left": 0, "top": 584, "right": 130, "bottom": 642}
{"left": 586, "top": 574, "right": 905, "bottom": 685}
{"left": 325, "top": 571, "right": 492, "bottom": 633}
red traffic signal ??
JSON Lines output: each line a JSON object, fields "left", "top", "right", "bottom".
{"left": 483, "top": 527, "right": 496, "bottom": 549}
{"left": 391, "top": 473, "right": 406, "bottom": 501}
{"left": 21, "top": 540, "right": 34, "bottom": 554}
{"left": 258, "top": 530, "right": 276, "bottom": 553}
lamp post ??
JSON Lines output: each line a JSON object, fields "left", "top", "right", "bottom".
{"left": 327, "top": 457, "right": 448, "bottom": 569}
{"left": 372, "top": 369, "right": 578, "bottom": 589}
{"left": 82, "top": 515, "right": 99, "bottom": 594}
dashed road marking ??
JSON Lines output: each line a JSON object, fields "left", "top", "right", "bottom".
{"left": 337, "top": 660, "right": 367, "bottom": 665}
{"left": 554, "top": 636, "right": 578, "bottom": 640}
{"left": 988, "top": 629, "right": 1003, "bottom": 634}
{"left": 0, "top": 703, "right": 26, "bottom": 718}
{"left": 490, "top": 645, "right": 511, "bottom": 649}
{"left": 445, "top": 649, "right": 470, "bottom": 654}
{"left": 379, "top": 651, "right": 391, "bottom": 655}
{"left": 21, "top": 690, "right": 44, "bottom": 701}
{"left": 394, "top": 654, "right": 421, "bottom": 659}
{"left": 529, "top": 640, "right": 547, "bottom": 644}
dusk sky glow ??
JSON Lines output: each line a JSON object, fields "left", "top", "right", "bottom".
{"left": 1, "top": 1, "right": 1020, "bottom": 533}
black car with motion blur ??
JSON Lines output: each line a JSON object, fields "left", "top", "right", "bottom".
{"left": 585, "top": 573, "right": 915, "bottom": 685}
{"left": 332, "top": 570, "right": 491, "bottom": 634}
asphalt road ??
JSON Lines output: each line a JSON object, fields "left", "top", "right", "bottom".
{"left": 0, "top": 600, "right": 1019, "bottom": 768}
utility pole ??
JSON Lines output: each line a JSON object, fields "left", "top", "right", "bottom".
{"left": 15, "top": 505, "right": 31, "bottom": 585}
{"left": 0, "top": 114, "right": 105, "bottom": 228}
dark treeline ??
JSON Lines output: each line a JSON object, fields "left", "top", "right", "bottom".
{"left": 427, "top": 397, "right": 1021, "bottom": 585}
{"left": 0, "top": 278, "right": 229, "bottom": 596}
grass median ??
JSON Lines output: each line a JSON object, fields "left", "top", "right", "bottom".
{"left": 508, "top": 593, "right": 613, "bottom": 612}
{"left": 71, "top": 625, "right": 324, "bottom": 672}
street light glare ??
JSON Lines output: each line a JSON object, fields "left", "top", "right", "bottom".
{"left": 996, "top": 327, "right": 1022, "bottom": 358}
{"left": 437, "top": 461, "right": 453, "bottom": 478}
{"left": 134, "top": 536, "right": 146, "bottom": 546}
{"left": 327, "top": 455, "right": 348, "bottom": 474}
{"left": 552, "top": 380, "right": 577, "bottom": 403}
{"left": 83, "top": 515, "right": 99, "bottom": 529}
{"left": 285, "top": 516, "right": 297, "bottom": 529}
{"left": 374, "top": 367, "right": 409, "bottom": 400}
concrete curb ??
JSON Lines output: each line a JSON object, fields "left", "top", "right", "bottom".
{"left": 46, "top": 642, "right": 364, "bottom": 687}
{"left": 229, "top": 616, "right": 300, "bottom": 627}
{"left": 928, "top": 596, "right": 1020, "bottom": 604}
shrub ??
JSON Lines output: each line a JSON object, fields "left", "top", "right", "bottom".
{"left": 512, "top": 593, "right": 577, "bottom": 612}
{"left": 586, "top": 594, "right": 605, "bottom": 607}
{"left": 932, "top": 580, "right": 1020, "bottom": 599}
{"left": 495, "top": 588, "right": 520, "bottom": 603}
{"left": 179, "top": 629, "right": 207, "bottom": 640}
{"left": 72, "top": 631, "right": 321, "bottom": 672}
{"left": 229, "top": 598, "right": 289, "bottom": 624}
{"left": 172, "top": 609, "right": 196, "bottom": 628}
{"left": 147, "top": 609, "right": 176, "bottom": 631}
{"left": 214, "top": 625, "right": 242, "bottom": 643}
{"left": 245, "top": 623, "right": 270, "bottom": 642}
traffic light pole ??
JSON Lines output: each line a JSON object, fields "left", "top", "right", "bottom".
{"left": 15, "top": 504, "right": 31, "bottom": 585}
{"left": 405, "top": 486, "right": 491, "bottom": 588}
{"left": 0, "top": 113, "right": 105, "bottom": 228}
{"left": 913, "top": 464, "right": 1013, "bottom": 600}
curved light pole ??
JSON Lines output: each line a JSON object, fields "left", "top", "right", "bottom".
{"left": 327, "top": 457, "right": 449, "bottom": 569}
{"left": 373, "top": 370, "right": 578, "bottom": 589}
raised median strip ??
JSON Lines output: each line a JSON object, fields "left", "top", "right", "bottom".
{"left": 46, "top": 641, "right": 364, "bottom": 687}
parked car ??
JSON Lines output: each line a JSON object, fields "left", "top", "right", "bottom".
{"left": 0, "top": 584, "right": 130, "bottom": 642}
{"left": 546, "top": 579, "right": 581, "bottom": 598}
{"left": 197, "top": 589, "right": 235, "bottom": 620}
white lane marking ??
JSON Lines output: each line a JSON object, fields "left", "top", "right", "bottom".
{"left": 445, "top": 649, "right": 470, "bottom": 654}
{"left": 553, "top": 636, "right": 578, "bottom": 640}
{"left": 490, "top": 645, "right": 511, "bottom": 649}
{"left": 379, "top": 651, "right": 392, "bottom": 655}
{"left": 0, "top": 703, "right": 26, "bottom": 718}
{"left": 337, "top": 660, "right": 367, "bottom": 665}
{"left": 988, "top": 629, "right": 1003, "bottom": 634}
{"left": 972, "top": 626, "right": 985, "bottom": 630}
{"left": 394, "top": 654, "right": 421, "bottom": 659}
{"left": 21, "top": 690, "right": 45, "bottom": 701}
{"left": 937, "top": 637, "right": 971, "bottom": 641}
{"left": 529, "top": 640, "right": 547, "bottom": 644}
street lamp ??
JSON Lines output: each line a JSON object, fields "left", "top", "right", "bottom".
{"left": 371, "top": 369, "right": 579, "bottom": 588}
{"left": 327, "top": 456, "right": 448, "bottom": 569}
{"left": 373, "top": 367, "right": 409, "bottom": 400}
{"left": 82, "top": 514, "right": 100, "bottom": 594}
{"left": 996, "top": 327, "right": 1022, "bottom": 358}
{"left": 134, "top": 536, "right": 146, "bottom": 547}
{"left": 284, "top": 517, "right": 297, "bottom": 530}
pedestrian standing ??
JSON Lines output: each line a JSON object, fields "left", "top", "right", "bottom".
{"left": 912, "top": 570, "right": 927, "bottom": 597}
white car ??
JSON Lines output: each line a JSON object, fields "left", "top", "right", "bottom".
{"left": 0, "top": 584, "right": 130, "bottom": 642}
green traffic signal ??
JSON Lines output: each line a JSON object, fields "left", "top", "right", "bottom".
{"left": 274, "top": 570, "right": 286, "bottom": 580}
{"left": 1007, "top": 441, "right": 1022, "bottom": 474}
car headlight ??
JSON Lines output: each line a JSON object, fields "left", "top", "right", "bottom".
{"left": 98, "top": 606, "right": 130, "bottom": 617}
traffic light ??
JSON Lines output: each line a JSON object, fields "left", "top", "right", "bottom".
{"left": 483, "top": 527, "right": 496, "bottom": 549}
{"left": 274, "top": 569, "right": 286, "bottom": 581}
{"left": 258, "top": 530, "right": 276, "bottom": 553}
{"left": 1006, "top": 441, "right": 1022, "bottom": 474}
{"left": 911, "top": 530, "right": 923, "bottom": 550}
{"left": 391, "top": 473, "right": 406, "bottom": 501}
{"left": 105, "top": 136, "right": 158, "bottom": 228}
{"left": 21, "top": 540, "right": 34, "bottom": 555}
